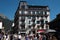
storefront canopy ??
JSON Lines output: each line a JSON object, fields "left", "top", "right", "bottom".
{"left": 37, "top": 29, "right": 45, "bottom": 33}
{"left": 46, "top": 29, "right": 56, "bottom": 33}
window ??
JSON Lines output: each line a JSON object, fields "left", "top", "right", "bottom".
{"left": 28, "top": 20, "right": 32, "bottom": 25}
{"left": 37, "top": 25, "right": 40, "bottom": 28}
{"left": 33, "top": 11, "right": 35, "bottom": 14}
{"left": 41, "top": 19, "right": 44, "bottom": 28}
{"left": 21, "top": 10, "right": 27, "bottom": 14}
{"left": 29, "top": 21, "right": 30, "bottom": 24}
{"left": 40, "top": 11, "right": 43, "bottom": 15}
{"left": 29, "top": 31, "right": 31, "bottom": 34}
{"left": 22, "top": 17, "right": 25, "bottom": 19}
{"left": 28, "top": 16, "right": 31, "bottom": 19}
{"left": 29, "top": 11, "right": 31, "bottom": 14}
{"left": 41, "top": 16, "right": 43, "bottom": 18}
{"left": 21, "top": 25, "right": 25, "bottom": 29}
{"left": 28, "top": 26, "right": 31, "bottom": 28}
{"left": 41, "top": 24, "right": 44, "bottom": 28}
{"left": 21, "top": 11, "right": 24, "bottom": 14}
{"left": 35, "top": 11, "right": 37, "bottom": 14}
{"left": 21, "top": 5, "right": 25, "bottom": 9}
{"left": 39, "top": 11, "right": 41, "bottom": 14}
{"left": 32, "top": 31, "right": 35, "bottom": 34}
{"left": 32, "top": 17, "right": 35, "bottom": 22}
{"left": 32, "top": 19, "right": 35, "bottom": 22}
{"left": 46, "top": 25, "right": 48, "bottom": 29}
{"left": 24, "top": 11, "right": 28, "bottom": 14}
{"left": 37, "top": 21, "right": 40, "bottom": 24}
{"left": 45, "top": 12, "right": 47, "bottom": 15}
{"left": 31, "top": 11, "right": 33, "bottom": 14}
{"left": 32, "top": 23, "right": 35, "bottom": 27}
{"left": 36, "top": 11, "right": 43, "bottom": 15}
{"left": 19, "top": 22, "right": 22, "bottom": 24}
{"left": 45, "top": 21, "right": 48, "bottom": 24}
{"left": 19, "top": 17, "right": 21, "bottom": 20}
{"left": 21, "top": 17, "right": 25, "bottom": 21}
{"left": 36, "top": 11, "right": 39, "bottom": 14}
{"left": 41, "top": 19, "right": 44, "bottom": 24}
{"left": 19, "top": 11, "right": 21, "bottom": 14}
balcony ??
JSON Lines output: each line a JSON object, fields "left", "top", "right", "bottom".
{"left": 18, "top": 14, "right": 49, "bottom": 17}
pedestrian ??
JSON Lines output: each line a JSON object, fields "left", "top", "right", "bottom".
{"left": 33, "top": 35, "right": 38, "bottom": 40}
{"left": 42, "top": 35, "right": 46, "bottom": 40}
{"left": 25, "top": 34, "right": 30, "bottom": 40}
{"left": 13, "top": 34, "right": 18, "bottom": 40}
{"left": 6, "top": 34, "right": 10, "bottom": 40}
{"left": 39, "top": 34, "right": 43, "bottom": 40}
{"left": 18, "top": 34, "right": 21, "bottom": 40}
{"left": 21, "top": 36, "right": 25, "bottom": 40}
{"left": 0, "top": 33, "right": 3, "bottom": 40}
{"left": 10, "top": 34, "right": 13, "bottom": 40}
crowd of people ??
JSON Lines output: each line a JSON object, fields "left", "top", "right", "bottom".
{"left": 0, "top": 32, "right": 47, "bottom": 40}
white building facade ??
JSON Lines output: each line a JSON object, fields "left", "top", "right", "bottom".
{"left": 14, "top": 1, "right": 50, "bottom": 36}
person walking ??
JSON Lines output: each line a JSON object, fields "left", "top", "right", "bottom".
{"left": 13, "top": 34, "right": 18, "bottom": 40}
{"left": 25, "top": 34, "right": 30, "bottom": 40}
{"left": 0, "top": 34, "right": 2, "bottom": 40}
{"left": 6, "top": 34, "right": 10, "bottom": 40}
{"left": 10, "top": 34, "right": 13, "bottom": 40}
{"left": 18, "top": 34, "right": 21, "bottom": 40}
{"left": 33, "top": 35, "right": 38, "bottom": 40}
{"left": 39, "top": 34, "right": 43, "bottom": 40}
{"left": 42, "top": 35, "right": 46, "bottom": 40}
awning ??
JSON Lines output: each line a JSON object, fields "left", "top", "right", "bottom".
{"left": 37, "top": 29, "right": 45, "bottom": 33}
{"left": 46, "top": 29, "right": 56, "bottom": 33}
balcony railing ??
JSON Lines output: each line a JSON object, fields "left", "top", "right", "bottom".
{"left": 18, "top": 14, "right": 49, "bottom": 17}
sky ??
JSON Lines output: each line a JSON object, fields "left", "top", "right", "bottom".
{"left": 0, "top": 0, "right": 60, "bottom": 21}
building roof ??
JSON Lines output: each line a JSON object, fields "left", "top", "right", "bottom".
{"left": 18, "top": 1, "right": 49, "bottom": 10}
{"left": 28, "top": 5, "right": 48, "bottom": 8}
{"left": 49, "top": 13, "right": 60, "bottom": 30}
{"left": 20, "top": 1, "right": 27, "bottom": 2}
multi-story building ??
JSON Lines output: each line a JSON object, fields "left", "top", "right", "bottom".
{"left": 49, "top": 13, "right": 60, "bottom": 40}
{"left": 14, "top": 1, "right": 50, "bottom": 36}
{"left": 0, "top": 20, "right": 2, "bottom": 30}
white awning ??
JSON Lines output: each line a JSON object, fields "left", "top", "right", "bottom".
{"left": 46, "top": 29, "right": 56, "bottom": 33}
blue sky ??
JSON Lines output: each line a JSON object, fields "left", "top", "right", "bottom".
{"left": 0, "top": 0, "right": 60, "bottom": 21}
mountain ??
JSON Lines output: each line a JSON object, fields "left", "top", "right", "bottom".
{"left": 0, "top": 14, "right": 13, "bottom": 32}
